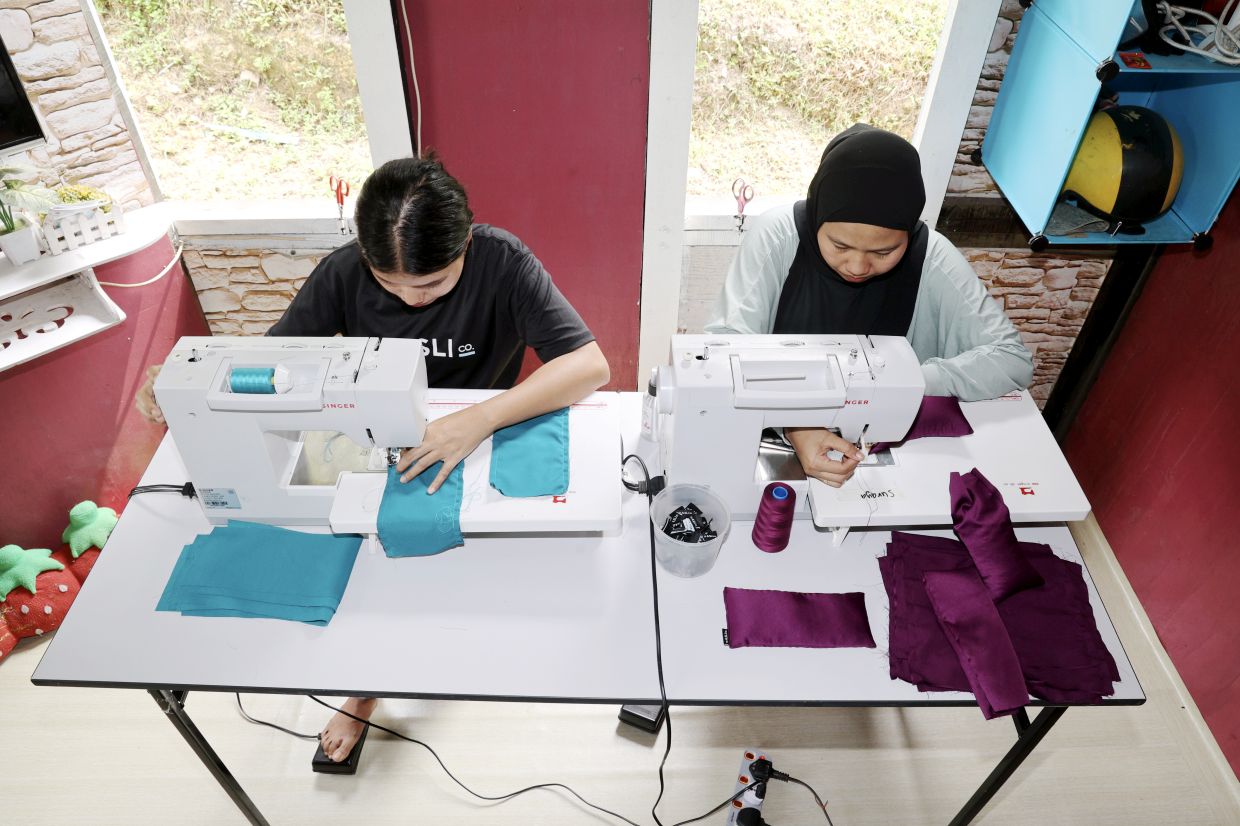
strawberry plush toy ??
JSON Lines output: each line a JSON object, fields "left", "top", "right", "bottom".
{"left": 0, "top": 618, "right": 15, "bottom": 662}
{"left": 0, "top": 545, "right": 81, "bottom": 661}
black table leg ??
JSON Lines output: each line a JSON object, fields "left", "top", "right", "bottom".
{"left": 149, "top": 689, "right": 270, "bottom": 826}
{"left": 948, "top": 706, "right": 1067, "bottom": 826}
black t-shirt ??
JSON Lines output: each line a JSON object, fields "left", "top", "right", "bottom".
{"left": 268, "top": 225, "right": 595, "bottom": 390}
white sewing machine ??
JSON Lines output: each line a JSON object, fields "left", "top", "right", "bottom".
{"left": 656, "top": 334, "right": 924, "bottom": 523}
{"left": 655, "top": 334, "right": 1090, "bottom": 540}
{"left": 155, "top": 336, "right": 427, "bottom": 526}
{"left": 155, "top": 336, "right": 622, "bottom": 535}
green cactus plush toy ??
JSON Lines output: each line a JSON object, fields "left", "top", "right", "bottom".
{"left": 63, "top": 501, "right": 118, "bottom": 556}
{"left": 55, "top": 501, "right": 118, "bottom": 583}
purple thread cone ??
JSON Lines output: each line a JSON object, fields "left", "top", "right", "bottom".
{"left": 752, "top": 483, "right": 796, "bottom": 553}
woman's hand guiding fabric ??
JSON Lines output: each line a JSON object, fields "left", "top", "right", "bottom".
{"left": 785, "top": 426, "right": 864, "bottom": 488}
{"left": 396, "top": 406, "right": 492, "bottom": 493}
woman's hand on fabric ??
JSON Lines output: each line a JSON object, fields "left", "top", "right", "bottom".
{"left": 135, "top": 365, "right": 164, "bottom": 425}
{"left": 785, "top": 427, "right": 864, "bottom": 488}
{"left": 396, "top": 406, "right": 493, "bottom": 493}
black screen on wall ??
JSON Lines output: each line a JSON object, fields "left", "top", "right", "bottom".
{"left": 0, "top": 34, "right": 45, "bottom": 155}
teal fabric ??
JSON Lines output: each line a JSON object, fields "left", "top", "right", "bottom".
{"left": 704, "top": 204, "right": 1034, "bottom": 401}
{"left": 156, "top": 521, "right": 360, "bottom": 626}
{"left": 378, "top": 461, "right": 464, "bottom": 557}
{"left": 489, "top": 408, "right": 570, "bottom": 497}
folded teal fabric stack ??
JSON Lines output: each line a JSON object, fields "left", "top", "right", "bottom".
{"left": 156, "top": 521, "right": 361, "bottom": 625}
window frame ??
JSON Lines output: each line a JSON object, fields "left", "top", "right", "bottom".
{"left": 88, "top": 0, "right": 999, "bottom": 386}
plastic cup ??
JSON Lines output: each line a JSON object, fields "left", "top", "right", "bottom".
{"left": 649, "top": 483, "right": 731, "bottom": 578}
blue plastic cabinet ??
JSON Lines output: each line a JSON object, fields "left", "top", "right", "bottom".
{"left": 982, "top": 0, "right": 1240, "bottom": 248}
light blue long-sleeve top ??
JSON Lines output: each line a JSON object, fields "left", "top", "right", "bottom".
{"left": 704, "top": 204, "right": 1034, "bottom": 401}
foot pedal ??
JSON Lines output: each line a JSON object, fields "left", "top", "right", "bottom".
{"left": 726, "top": 747, "right": 768, "bottom": 825}
{"left": 618, "top": 703, "right": 665, "bottom": 733}
{"left": 312, "top": 725, "right": 369, "bottom": 774}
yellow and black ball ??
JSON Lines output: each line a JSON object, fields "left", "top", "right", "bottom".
{"left": 1062, "top": 105, "right": 1184, "bottom": 225}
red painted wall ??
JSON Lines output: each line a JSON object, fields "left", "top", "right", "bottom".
{"left": 1064, "top": 193, "right": 1240, "bottom": 777}
{"left": 394, "top": 0, "right": 650, "bottom": 389}
{"left": 0, "top": 238, "right": 208, "bottom": 549}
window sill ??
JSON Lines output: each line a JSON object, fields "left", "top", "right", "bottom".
{"left": 170, "top": 200, "right": 355, "bottom": 243}
{"left": 166, "top": 197, "right": 801, "bottom": 248}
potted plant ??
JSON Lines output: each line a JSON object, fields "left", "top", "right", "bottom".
{"left": 0, "top": 165, "right": 56, "bottom": 265}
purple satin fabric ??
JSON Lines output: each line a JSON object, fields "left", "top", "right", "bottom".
{"left": 950, "top": 468, "right": 1044, "bottom": 601}
{"left": 870, "top": 395, "right": 974, "bottom": 453}
{"left": 723, "top": 587, "right": 876, "bottom": 649}
{"left": 881, "top": 532, "right": 1118, "bottom": 707}
{"left": 923, "top": 568, "right": 1029, "bottom": 719}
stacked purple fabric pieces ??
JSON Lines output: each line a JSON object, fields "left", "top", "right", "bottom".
{"left": 880, "top": 531, "right": 1120, "bottom": 713}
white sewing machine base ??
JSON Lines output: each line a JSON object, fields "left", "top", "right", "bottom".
{"left": 807, "top": 390, "right": 1089, "bottom": 543}
{"left": 330, "top": 390, "right": 623, "bottom": 538}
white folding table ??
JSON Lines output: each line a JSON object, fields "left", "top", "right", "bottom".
{"left": 32, "top": 393, "right": 1143, "bottom": 826}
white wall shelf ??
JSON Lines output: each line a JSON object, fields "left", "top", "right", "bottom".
{"left": 0, "top": 202, "right": 172, "bottom": 372}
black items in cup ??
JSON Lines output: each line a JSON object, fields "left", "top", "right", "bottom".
{"left": 662, "top": 503, "right": 719, "bottom": 544}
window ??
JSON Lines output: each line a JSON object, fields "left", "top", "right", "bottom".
{"left": 688, "top": 0, "right": 950, "bottom": 199}
{"left": 95, "top": 0, "right": 373, "bottom": 201}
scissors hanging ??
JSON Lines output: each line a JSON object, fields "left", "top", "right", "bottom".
{"left": 732, "top": 177, "right": 755, "bottom": 232}
{"left": 329, "top": 175, "right": 352, "bottom": 235}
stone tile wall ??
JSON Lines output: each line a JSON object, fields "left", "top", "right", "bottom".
{"left": 1, "top": 0, "right": 154, "bottom": 209}
{"left": 961, "top": 249, "right": 1109, "bottom": 405}
{"left": 182, "top": 246, "right": 330, "bottom": 336}
{"left": 950, "top": 0, "right": 1023, "bottom": 197}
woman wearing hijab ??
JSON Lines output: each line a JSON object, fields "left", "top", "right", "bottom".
{"left": 706, "top": 125, "right": 1033, "bottom": 487}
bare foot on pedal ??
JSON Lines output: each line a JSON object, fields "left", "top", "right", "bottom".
{"left": 320, "top": 697, "right": 377, "bottom": 762}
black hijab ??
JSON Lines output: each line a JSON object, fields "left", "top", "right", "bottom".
{"left": 772, "top": 124, "right": 929, "bottom": 336}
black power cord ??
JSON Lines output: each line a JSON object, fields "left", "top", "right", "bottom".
{"left": 228, "top": 456, "right": 835, "bottom": 826}
{"left": 668, "top": 780, "right": 759, "bottom": 826}
{"left": 129, "top": 482, "right": 197, "bottom": 499}
{"left": 235, "top": 693, "right": 318, "bottom": 740}
{"left": 622, "top": 453, "right": 677, "bottom": 826}
{"left": 307, "top": 695, "right": 642, "bottom": 826}
{"left": 624, "top": 453, "right": 838, "bottom": 826}
{"left": 748, "top": 758, "right": 835, "bottom": 825}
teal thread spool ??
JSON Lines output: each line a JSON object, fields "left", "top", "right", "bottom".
{"left": 229, "top": 367, "right": 277, "bottom": 394}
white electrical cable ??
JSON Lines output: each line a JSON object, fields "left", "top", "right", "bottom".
{"left": 399, "top": 1, "right": 423, "bottom": 157}
{"left": 1156, "top": 0, "right": 1240, "bottom": 64}
{"left": 97, "top": 242, "right": 185, "bottom": 288}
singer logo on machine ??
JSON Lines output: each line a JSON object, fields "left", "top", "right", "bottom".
{"left": 844, "top": 399, "right": 869, "bottom": 406}
{"left": 323, "top": 403, "right": 356, "bottom": 409}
